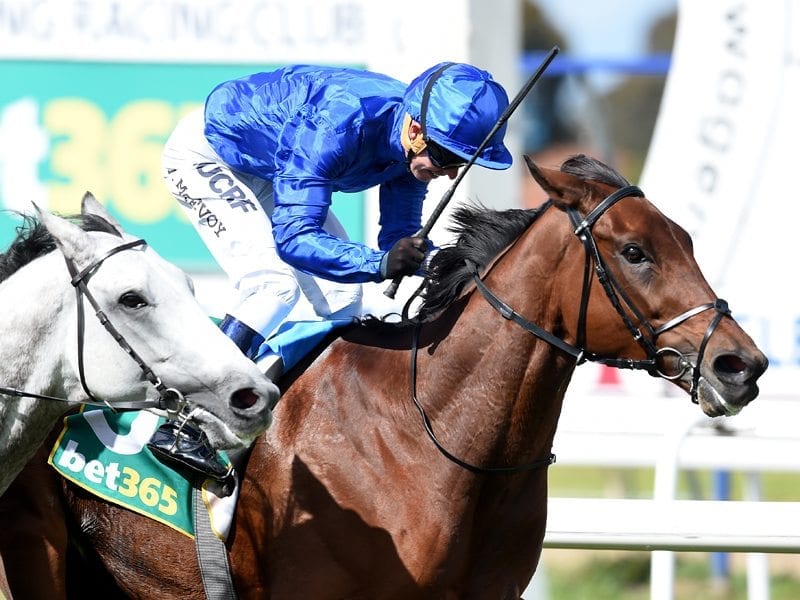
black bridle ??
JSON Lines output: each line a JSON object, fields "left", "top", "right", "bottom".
{"left": 473, "top": 186, "right": 732, "bottom": 394}
{"left": 565, "top": 185, "right": 730, "bottom": 395}
{"left": 0, "top": 238, "right": 185, "bottom": 414}
{"left": 410, "top": 185, "right": 732, "bottom": 474}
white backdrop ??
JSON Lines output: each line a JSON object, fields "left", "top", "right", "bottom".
{"left": 639, "top": 0, "right": 799, "bottom": 400}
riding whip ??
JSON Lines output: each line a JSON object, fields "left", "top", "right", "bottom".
{"left": 384, "top": 45, "right": 560, "bottom": 298}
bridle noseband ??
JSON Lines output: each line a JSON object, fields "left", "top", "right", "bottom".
{"left": 0, "top": 238, "right": 186, "bottom": 414}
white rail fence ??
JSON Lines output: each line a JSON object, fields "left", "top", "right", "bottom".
{"left": 534, "top": 392, "right": 800, "bottom": 600}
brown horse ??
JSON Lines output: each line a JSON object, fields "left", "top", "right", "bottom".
{"left": 1, "top": 155, "right": 767, "bottom": 599}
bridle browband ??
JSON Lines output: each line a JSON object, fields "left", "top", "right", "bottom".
{"left": 409, "top": 185, "right": 732, "bottom": 474}
{"left": 0, "top": 237, "right": 185, "bottom": 413}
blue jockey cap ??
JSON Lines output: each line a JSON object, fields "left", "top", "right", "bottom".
{"left": 403, "top": 62, "right": 513, "bottom": 170}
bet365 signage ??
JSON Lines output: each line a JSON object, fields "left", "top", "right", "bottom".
{"left": 0, "top": 60, "right": 365, "bottom": 270}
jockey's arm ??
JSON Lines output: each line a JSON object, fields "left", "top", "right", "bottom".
{"left": 270, "top": 184, "right": 385, "bottom": 283}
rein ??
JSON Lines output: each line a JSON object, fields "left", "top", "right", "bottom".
{"left": 409, "top": 185, "right": 732, "bottom": 475}
{"left": 0, "top": 238, "right": 185, "bottom": 414}
{"left": 410, "top": 323, "right": 556, "bottom": 475}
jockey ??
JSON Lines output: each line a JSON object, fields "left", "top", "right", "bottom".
{"left": 154, "top": 62, "right": 512, "bottom": 481}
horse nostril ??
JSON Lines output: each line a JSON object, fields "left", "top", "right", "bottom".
{"left": 714, "top": 354, "right": 747, "bottom": 375}
{"left": 231, "top": 388, "right": 259, "bottom": 410}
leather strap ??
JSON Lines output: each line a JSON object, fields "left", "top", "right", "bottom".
{"left": 194, "top": 485, "right": 238, "bottom": 600}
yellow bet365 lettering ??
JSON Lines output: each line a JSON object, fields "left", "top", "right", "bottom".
{"left": 118, "top": 466, "right": 140, "bottom": 498}
{"left": 108, "top": 100, "right": 174, "bottom": 223}
{"left": 159, "top": 484, "right": 179, "bottom": 516}
{"left": 139, "top": 477, "right": 162, "bottom": 507}
{"left": 44, "top": 98, "right": 194, "bottom": 223}
{"left": 45, "top": 98, "right": 107, "bottom": 216}
{"left": 117, "top": 468, "right": 179, "bottom": 516}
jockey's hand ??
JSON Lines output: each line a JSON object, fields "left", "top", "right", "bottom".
{"left": 381, "top": 236, "right": 428, "bottom": 279}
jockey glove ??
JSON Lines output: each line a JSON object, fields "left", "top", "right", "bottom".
{"left": 381, "top": 236, "right": 428, "bottom": 279}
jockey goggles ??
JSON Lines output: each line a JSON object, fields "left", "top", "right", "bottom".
{"left": 426, "top": 140, "right": 467, "bottom": 169}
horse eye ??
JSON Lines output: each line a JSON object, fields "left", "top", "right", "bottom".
{"left": 119, "top": 291, "right": 148, "bottom": 309}
{"left": 622, "top": 244, "right": 647, "bottom": 264}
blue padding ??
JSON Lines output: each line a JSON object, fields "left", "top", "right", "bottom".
{"left": 256, "top": 319, "right": 353, "bottom": 371}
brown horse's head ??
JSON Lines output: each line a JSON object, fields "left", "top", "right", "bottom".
{"left": 524, "top": 154, "right": 767, "bottom": 417}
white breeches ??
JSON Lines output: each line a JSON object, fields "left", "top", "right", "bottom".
{"left": 161, "top": 108, "right": 362, "bottom": 338}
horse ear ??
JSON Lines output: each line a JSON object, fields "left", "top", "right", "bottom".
{"left": 32, "top": 202, "right": 96, "bottom": 267}
{"left": 524, "top": 155, "right": 584, "bottom": 208}
{"left": 81, "top": 192, "right": 124, "bottom": 234}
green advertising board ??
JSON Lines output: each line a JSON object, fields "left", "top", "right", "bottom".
{"left": 1, "top": 60, "right": 365, "bottom": 271}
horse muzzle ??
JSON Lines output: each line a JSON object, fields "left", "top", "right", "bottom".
{"left": 181, "top": 378, "right": 279, "bottom": 450}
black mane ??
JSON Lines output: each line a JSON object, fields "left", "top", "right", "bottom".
{"left": 418, "top": 203, "right": 546, "bottom": 319}
{"left": 0, "top": 213, "right": 121, "bottom": 283}
{"left": 417, "top": 154, "right": 628, "bottom": 319}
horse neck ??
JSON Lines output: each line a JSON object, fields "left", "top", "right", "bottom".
{"left": 417, "top": 219, "right": 576, "bottom": 473}
{"left": 0, "top": 254, "right": 75, "bottom": 495}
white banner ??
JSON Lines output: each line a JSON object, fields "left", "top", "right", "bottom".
{"left": 640, "top": 0, "right": 800, "bottom": 398}
{"left": 0, "top": 0, "right": 465, "bottom": 66}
